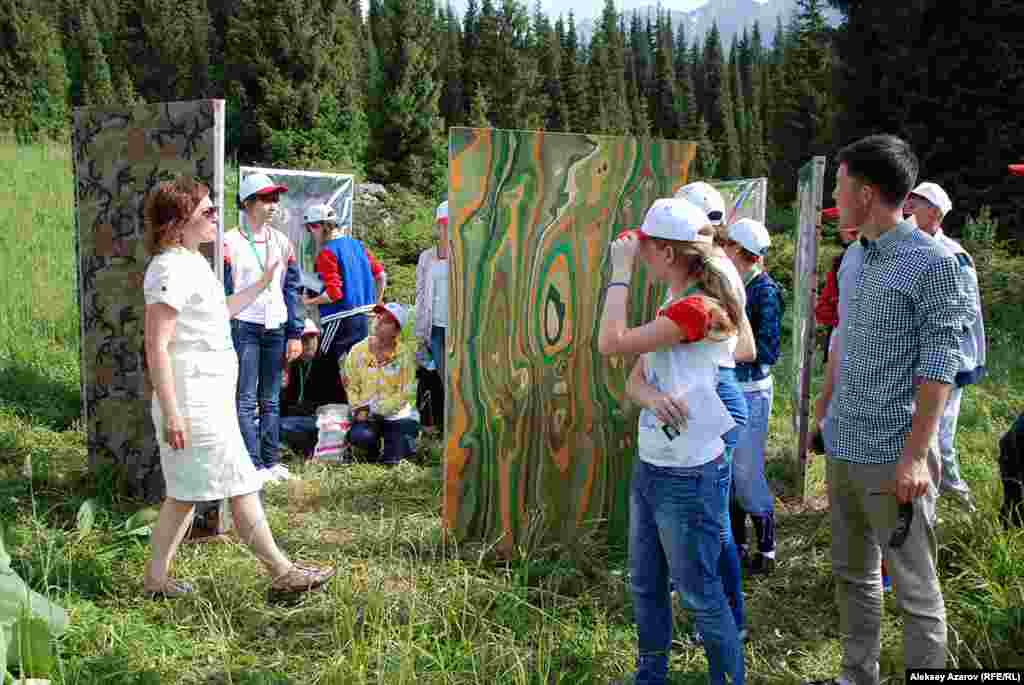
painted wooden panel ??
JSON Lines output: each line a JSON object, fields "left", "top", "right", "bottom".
{"left": 73, "top": 100, "right": 225, "bottom": 500}
{"left": 444, "top": 128, "right": 697, "bottom": 551}
{"left": 792, "top": 157, "right": 826, "bottom": 501}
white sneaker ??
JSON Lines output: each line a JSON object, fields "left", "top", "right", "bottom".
{"left": 270, "top": 464, "right": 294, "bottom": 481}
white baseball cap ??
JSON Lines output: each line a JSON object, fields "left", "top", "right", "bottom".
{"left": 727, "top": 218, "right": 772, "bottom": 257}
{"left": 910, "top": 182, "right": 952, "bottom": 216}
{"left": 373, "top": 302, "right": 409, "bottom": 329}
{"left": 633, "top": 198, "right": 713, "bottom": 243}
{"left": 436, "top": 200, "right": 449, "bottom": 223}
{"left": 674, "top": 181, "right": 726, "bottom": 225}
{"left": 303, "top": 203, "right": 337, "bottom": 225}
{"left": 239, "top": 172, "right": 288, "bottom": 203}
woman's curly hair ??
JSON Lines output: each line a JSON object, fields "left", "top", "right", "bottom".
{"left": 143, "top": 176, "right": 209, "bottom": 256}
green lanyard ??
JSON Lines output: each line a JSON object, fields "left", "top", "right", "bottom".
{"left": 743, "top": 267, "right": 762, "bottom": 287}
{"left": 241, "top": 218, "right": 266, "bottom": 270}
{"left": 297, "top": 361, "right": 312, "bottom": 403}
{"left": 672, "top": 283, "right": 700, "bottom": 301}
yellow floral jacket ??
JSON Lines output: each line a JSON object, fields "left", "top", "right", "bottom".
{"left": 342, "top": 338, "right": 419, "bottom": 421}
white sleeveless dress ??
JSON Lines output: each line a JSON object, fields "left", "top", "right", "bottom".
{"left": 143, "top": 248, "right": 262, "bottom": 501}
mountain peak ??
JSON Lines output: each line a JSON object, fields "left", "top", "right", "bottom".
{"left": 576, "top": 0, "right": 840, "bottom": 46}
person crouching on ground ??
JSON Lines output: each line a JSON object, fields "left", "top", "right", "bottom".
{"left": 142, "top": 176, "right": 334, "bottom": 599}
{"left": 723, "top": 219, "right": 784, "bottom": 574}
{"left": 280, "top": 318, "right": 321, "bottom": 458}
{"left": 342, "top": 303, "right": 420, "bottom": 466}
{"left": 224, "top": 172, "right": 305, "bottom": 484}
{"left": 599, "top": 197, "right": 744, "bottom": 685}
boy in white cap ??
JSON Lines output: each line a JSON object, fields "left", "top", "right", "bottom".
{"left": 301, "top": 203, "right": 387, "bottom": 406}
{"left": 414, "top": 199, "right": 450, "bottom": 432}
{"left": 599, "top": 197, "right": 744, "bottom": 685}
{"left": 724, "top": 219, "right": 785, "bottom": 573}
{"left": 342, "top": 302, "right": 420, "bottom": 465}
{"left": 905, "top": 182, "right": 985, "bottom": 513}
{"left": 224, "top": 172, "right": 305, "bottom": 482}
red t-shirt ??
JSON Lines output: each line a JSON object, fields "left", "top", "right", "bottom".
{"left": 658, "top": 296, "right": 712, "bottom": 343}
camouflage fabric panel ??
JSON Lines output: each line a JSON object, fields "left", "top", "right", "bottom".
{"left": 73, "top": 100, "right": 225, "bottom": 500}
{"left": 444, "top": 127, "right": 697, "bottom": 552}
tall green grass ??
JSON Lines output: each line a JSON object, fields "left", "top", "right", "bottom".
{"left": 0, "top": 136, "right": 1021, "bottom": 683}
{"left": 0, "top": 137, "right": 77, "bottom": 351}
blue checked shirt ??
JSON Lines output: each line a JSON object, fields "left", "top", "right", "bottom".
{"left": 825, "top": 220, "right": 970, "bottom": 464}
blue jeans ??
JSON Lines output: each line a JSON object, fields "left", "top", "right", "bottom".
{"left": 311, "top": 313, "right": 370, "bottom": 405}
{"left": 430, "top": 325, "right": 447, "bottom": 384}
{"left": 718, "top": 451, "right": 745, "bottom": 633}
{"left": 716, "top": 368, "right": 748, "bottom": 630}
{"left": 629, "top": 458, "right": 744, "bottom": 685}
{"left": 280, "top": 415, "right": 317, "bottom": 457}
{"left": 348, "top": 418, "right": 420, "bottom": 464}
{"left": 232, "top": 320, "right": 286, "bottom": 469}
{"left": 733, "top": 385, "right": 775, "bottom": 516}
{"left": 717, "top": 367, "right": 749, "bottom": 451}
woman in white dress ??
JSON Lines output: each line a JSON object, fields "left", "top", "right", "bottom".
{"left": 141, "top": 176, "right": 335, "bottom": 599}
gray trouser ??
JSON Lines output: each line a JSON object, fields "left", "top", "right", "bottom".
{"left": 827, "top": 444, "right": 947, "bottom": 685}
{"left": 938, "top": 387, "right": 974, "bottom": 508}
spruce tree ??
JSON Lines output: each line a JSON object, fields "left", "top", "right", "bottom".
{"left": 703, "top": 23, "right": 740, "bottom": 177}
{"left": 595, "top": 0, "right": 629, "bottom": 134}
{"left": 693, "top": 114, "right": 718, "bottom": 179}
{"left": 650, "top": 10, "right": 679, "bottom": 139}
{"left": 729, "top": 34, "right": 747, "bottom": 155}
{"left": 689, "top": 38, "right": 704, "bottom": 126}
{"left": 190, "top": 0, "right": 211, "bottom": 98}
{"left": 460, "top": 0, "right": 480, "bottom": 118}
{"left": 771, "top": 0, "right": 833, "bottom": 199}
{"left": 0, "top": 0, "right": 69, "bottom": 140}
{"left": 561, "top": 12, "right": 587, "bottom": 131}
{"left": 364, "top": 0, "right": 442, "bottom": 188}
{"left": 78, "top": 4, "right": 115, "bottom": 106}
{"left": 227, "top": 0, "right": 366, "bottom": 171}
{"left": 673, "top": 22, "right": 695, "bottom": 139}
{"left": 536, "top": 12, "right": 569, "bottom": 131}
{"left": 469, "top": 83, "right": 493, "bottom": 127}
{"left": 831, "top": 1, "right": 1024, "bottom": 237}
{"left": 743, "top": 21, "right": 767, "bottom": 178}
{"left": 439, "top": 4, "right": 464, "bottom": 128}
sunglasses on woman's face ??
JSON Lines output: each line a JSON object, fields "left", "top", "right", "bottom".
{"left": 200, "top": 205, "right": 218, "bottom": 220}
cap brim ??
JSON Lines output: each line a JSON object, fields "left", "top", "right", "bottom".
{"left": 372, "top": 304, "right": 402, "bottom": 327}
{"left": 616, "top": 228, "right": 647, "bottom": 241}
{"left": 252, "top": 184, "right": 289, "bottom": 195}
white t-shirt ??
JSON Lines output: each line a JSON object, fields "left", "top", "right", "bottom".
{"left": 223, "top": 226, "right": 293, "bottom": 330}
{"left": 143, "top": 247, "right": 233, "bottom": 352}
{"left": 637, "top": 296, "right": 736, "bottom": 467}
{"left": 430, "top": 259, "right": 449, "bottom": 328}
{"left": 709, "top": 253, "right": 746, "bottom": 369}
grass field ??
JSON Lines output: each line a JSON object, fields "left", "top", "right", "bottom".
{"left": 0, "top": 138, "right": 1022, "bottom": 684}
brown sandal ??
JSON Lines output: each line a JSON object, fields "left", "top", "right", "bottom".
{"left": 144, "top": 577, "right": 196, "bottom": 599}
{"left": 268, "top": 562, "right": 336, "bottom": 598}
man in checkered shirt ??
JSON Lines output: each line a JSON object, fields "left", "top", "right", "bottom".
{"left": 807, "top": 135, "right": 971, "bottom": 685}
